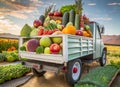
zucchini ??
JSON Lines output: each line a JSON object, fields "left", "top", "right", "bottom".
{"left": 39, "top": 15, "right": 45, "bottom": 24}
{"left": 75, "top": 14, "right": 80, "bottom": 30}
{"left": 69, "top": 9, "right": 75, "bottom": 25}
{"left": 62, "top": 12, "right": 69, "bottom": 26}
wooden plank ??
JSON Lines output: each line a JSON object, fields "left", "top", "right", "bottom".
{"left": 108, "top": 69, "right": 120, "bottom": 87}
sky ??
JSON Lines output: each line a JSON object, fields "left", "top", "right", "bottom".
{"left": 0, "top": 0, "right": 120, "bottom": 35}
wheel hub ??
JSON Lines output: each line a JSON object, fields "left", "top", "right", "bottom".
{"left": 73, "top": 67, "right": 78, "bottom": 73}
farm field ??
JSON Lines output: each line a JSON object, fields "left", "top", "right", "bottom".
{"left": 0, "top": 38, "right": 18, "bottom": 52}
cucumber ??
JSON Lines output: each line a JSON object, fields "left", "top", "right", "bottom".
{"left": 75, "top": 14, "right": 80, "bottom": 30}
{"left": 39, "top": 15, "right": 45, "bottom": 24}
{"left": 62, "top": 12, "right": 69, "bottom": 26}
{"left": 69, "top": 9, "right": 75, "bottom": 25}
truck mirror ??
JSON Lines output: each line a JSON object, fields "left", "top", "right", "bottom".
{"left": 100, "top": 26, "right": 104, "bottom": 34}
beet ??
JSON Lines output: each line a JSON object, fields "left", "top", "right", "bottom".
{"left": 27, "top": 39, "right": 39, "bottom": 52}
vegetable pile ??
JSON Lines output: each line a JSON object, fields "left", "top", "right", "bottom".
{"left": 1, "top": 50, "right": 19, "bottom": 62}
{"left": 20, "top": 0, "right": 93, "bottom": 55}
{"left": 75, "top": 65, "right": 119, "bottom": 87}
{"left": 20, "top": 0, "right": 92, "bottom": 38}
{"left": 0, "top": 64, "right": 30, "bottom": 84}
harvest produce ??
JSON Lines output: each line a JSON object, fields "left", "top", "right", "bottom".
{"left": 0, "top": 64, "right": 30, "bottom": 84}
{"left": 50, "top": 43, "right": 61, "bottom": 54}
{"left": 40, "top": 36, "right": 52, "bottom": 47}
{"left": 60, "top": 4, "right": 76, "bottom": 15}
{"left": 54, "top": 11, "right": 62, "bottom": 17}
{"left": 62, "top": 25, "right": 76, "bottom": 35}
{"left": 20, "top": 36, "right": 62, "bottom": 55}
{"left": 2, "top": 50, "right": 19, "bottom": 62}
{"left": 27, "top": 39, "right": 39, "bottom": 52}
{"left": 62, "top": 12, "right": 69, "bottom": 26}
{"left": 39, "top": 15, "right": 45, "bottom": 24}
{"left": 69, "top": 9, "right": 75, "bottom": 25}
{"left": 44, "top": 47, "right": 50, "bottom": 54}
{"left": 33, "top": 19, "right": 42, "bottom": 28}
{"left": 35, "top": 46, "right": 44, "bottom": 54}
{"left": 52, "top": 37, "right": 62, "bottom": 44}
{"left": 20, "top": 24, "right": 32, "bottom": 37}
{"left": 76, "top": 30, "right": 83, "bottom": 36}
{"left": 19, "top": 0, "right": 93, "bottom": 56}
{"left": 30, "top": 29, "right": 39, "bottom": 36}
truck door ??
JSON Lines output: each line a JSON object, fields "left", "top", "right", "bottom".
{"left": 95, "top": 23, "right": 101, "bottom": 58}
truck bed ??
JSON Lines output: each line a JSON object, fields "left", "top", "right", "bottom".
{"left": 19, "top": 35, "right": 94, "bottom": 64}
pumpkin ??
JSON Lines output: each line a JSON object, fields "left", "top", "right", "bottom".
{"left": 83, "top": 30, "right": 90, "bottom": 37}
{"left": 62, "top": 25, "right": 76, "bottom": 35}
{"left": 7, "top": 46, "right": 16, "bottom": 51}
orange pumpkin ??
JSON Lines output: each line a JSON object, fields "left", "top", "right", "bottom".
{"left": 11, "top": 46, "right": 16, "bottom": 51}
{"left": 62, "top": 25, "right": 76, "bottom": 35}
{"left": 83, "top": 30, "right": 90, "bottom": 37}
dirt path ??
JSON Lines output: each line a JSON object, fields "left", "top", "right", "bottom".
{"left": 19, "top": 62, "right": 100, "bottom": 87}
{"left": 1, "top": 62, "right": 119, "bottom": 87}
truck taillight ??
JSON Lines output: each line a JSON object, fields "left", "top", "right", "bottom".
{"left": 62, "top": 66, "right": 67, "bottom": 73}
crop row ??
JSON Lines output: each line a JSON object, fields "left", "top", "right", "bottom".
{"left": 75, "top": 65, "right": 119, "bottom": 87}
{"left": 0, "top": 64, "right": 30, "bottom": 84}
{"left": 0, "top": 39, "right": 18, "bottom": 52}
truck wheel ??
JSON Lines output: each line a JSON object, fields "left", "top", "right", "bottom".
{"left": 65, "top": 59, "right": 82, "bottom": 85}
{"left": 32, "top": 68, "right": 46, "bottom": 77}
{"left": 100, "top": 50, "right": 107, "bottom": 66}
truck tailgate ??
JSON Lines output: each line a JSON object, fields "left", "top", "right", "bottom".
{"left": 19, "top": 51, "right": 64, "bottom": 64}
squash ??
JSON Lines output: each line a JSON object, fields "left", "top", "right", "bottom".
{"left": 83, "top": 30, "right": 90, "bottom": 37}
{"left": 62, "top": 25, "right": 76, "bottom": 35}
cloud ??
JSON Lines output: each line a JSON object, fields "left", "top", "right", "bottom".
{"left": 0, "top": 18, "right": 21, "bottom": 35}
{"left": 91, "top": 17, "right": 112, "bottom": 21}
{"left": 88, "top": 3, "right": 96, "bottom": 6}
{"left": 0, "top": 0, "right": 44, "bottom": 19}
{"left": 108, "top": 2, "right": 120, "bottom": 6}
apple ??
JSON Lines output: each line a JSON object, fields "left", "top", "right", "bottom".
{"left": 54, "top": 11, "right": 62, "bottom": 17}
{"left": 57, "top": 24, "right": 63, "bottom": 31}
{"left": 44, "top": 47, "right": 50, "bottom": 54}
{"left": 85, "top": 25, "right": 90, "bottom": 30}
{"left": 33, "top": 19, "right": 42, "bottom": 28}
{"left": 76, "top": 30, "right": 83, "bottom": 36}
{"left": 50, "top": 43, "right": 61, "bottom": 54}
{"left": 48, "top": 12, "right": 54, "bottom": 16}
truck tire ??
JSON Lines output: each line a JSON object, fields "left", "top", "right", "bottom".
{"left": 32, "top": 68, "right": 46, "bottom": 77}
{"left": 100, "top": 50, "right": 107, "bottom": 66}
{"left": 65, "top": 59, "right": 82, "bottom": 85}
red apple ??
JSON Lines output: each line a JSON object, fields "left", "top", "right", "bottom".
{"left": 50, "top": 43, "right": 61, "bottom": 54}
{"left": 48, "top": 12, "right": 54, "bottom": 16}
{"left": 76, "top": 30, "right": 83, "bottom": 36}
{"left": 54, "top": 12, "right": 62, "bottom": 17}
{"left": 33, "top": 19, "right": 42, "bottom": 28}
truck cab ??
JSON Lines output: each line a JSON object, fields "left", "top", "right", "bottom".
{"left": 90, "top": 21, "right": 107, "bottom": 65}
